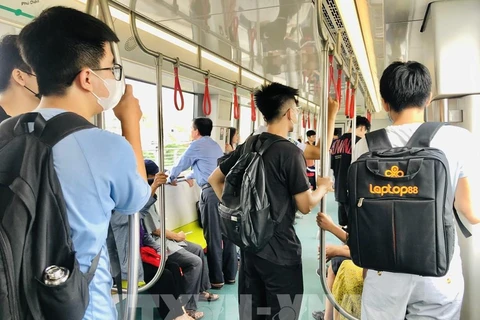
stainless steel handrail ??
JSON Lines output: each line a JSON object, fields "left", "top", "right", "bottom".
{"left": 315, "top": 1, "right": 359, "bottom": 319}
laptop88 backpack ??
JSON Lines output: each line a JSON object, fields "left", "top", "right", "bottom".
{"left": 347, "top": 122, "right": 471, "bottom": 277}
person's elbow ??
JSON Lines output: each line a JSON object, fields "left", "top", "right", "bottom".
{"left": 294, "top": 190, "right": 314, "bottom": 214}
{"left": 208, "top": 167, "right": 225, "bottom": 186}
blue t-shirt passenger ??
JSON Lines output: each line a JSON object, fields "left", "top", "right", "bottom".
{"left": 38, "top": 108, "right": 150, "bottom": 320}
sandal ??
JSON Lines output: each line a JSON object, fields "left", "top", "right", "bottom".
{"left": 199, "top": 291, "right": 219, "bottom": 301}
{"left": 186, "top": 310, "right": 204, "bottom": 320}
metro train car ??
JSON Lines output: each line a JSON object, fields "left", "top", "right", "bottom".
{"left": 0, "top": 0, "right": 478, "bottom": 319}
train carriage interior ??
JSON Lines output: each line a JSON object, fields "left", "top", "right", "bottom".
{"left": 0, "top": 0, "right": 479, "bottom": 319}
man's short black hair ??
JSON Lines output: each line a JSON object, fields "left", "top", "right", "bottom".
{"left": 193, "top": 117, "right": 213, "bottom": 136}
{"left": 18, "top": 6, "right": 119, "bottom": 96}
{"left": 254, "top": 82, "right": 298, "bottom": 123}
{"left": 379, "top": 61, "right": 432, "bottom": 113}
{"left": 0, "top": 35, "right": 31, "bottom": 93}
{"left": 306, "top": 130, "right": 316, "bottom": 137}
{"left": 354, "top": 116, "right": 371, "bottom": 131}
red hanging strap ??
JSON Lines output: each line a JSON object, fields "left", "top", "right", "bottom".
{"left": 302, "top": 110, "right": 306, "bottom": 128}
{"left": 173, "top": 64, "right": 184, "bottom": 111}
{"left": 250, "top": 92, "right": 256, "bottom": 122}
{"left": 233, "top": 86, "right": 240, "bottom": 120}
{"left": 349, "top": 87, "right": 356, "bottom": 119}
{"left": 307, "top": 112, "right": 311, "bottom": 128}
{"left": 344, "top": 80, "right": 351, "bottom": 118}
{"left": 367, "top": 111, "right": 372, "bottom": 122}
{"left": 203, "top": 75, "right": 211, "bottom": 115}
{"left": 336, "top": 68, "right": 343, "bottom": 108}
{"left": 328, "top": 54, "right": 339, "bottom": 100}
{"left": 313, "top": 114, "right": 317, "bottom": 129}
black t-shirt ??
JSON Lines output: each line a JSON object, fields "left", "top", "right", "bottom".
{"left": 330, "top": 133, "right": 361, "bottom": 203}
{"left": 219, "top": 132, "right": 310, "bottom": 266}
{"left": 0, "top": 106, "right": 9, "bottom": 123}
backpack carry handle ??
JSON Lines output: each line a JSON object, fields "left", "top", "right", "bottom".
{"left": 13, "top": 112, "right": 47, "bottom": 136}
{"left": 372, "top": 148, "right": 424, "bottom": 158}
{"left": 366, "top": 158, "right": 423, "bottom": 180}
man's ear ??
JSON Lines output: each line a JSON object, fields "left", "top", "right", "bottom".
{"left": 382, "top": 98, "right": 390, "bottom": 113}
{"left": 75, "top": 68, "right": 94, "bottom": 92}
{"left": 11, "top": 69, "right": 27, "bottom": 87}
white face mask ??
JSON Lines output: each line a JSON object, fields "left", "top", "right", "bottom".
{"left": 90, "top": 70, "right": 123, "bottom": 111}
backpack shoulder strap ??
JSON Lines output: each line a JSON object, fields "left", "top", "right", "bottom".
{"left": 257, "top": 135, "right": 285, "bottom": 155}
{"left": 365, "top": 129, "right": 392, "bottom": 151}
{"left": 405, "top": 122, "right": 445, "bottom": 148}
{"left": 38, "top": 112, "right": 96, "bottom": 146}
{"left": 453, "top": 207, "right": 472, "bottom": 238}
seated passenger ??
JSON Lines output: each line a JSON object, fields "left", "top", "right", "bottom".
{"left": 143, "top": 159, "right": 217, "bottom": 318}
{"left": 332, "top": 260, "right": 363, "bottom": 320}
{"left": 313, "top": 244, "right": 355, "bottom": 320}
{"left": 18, "top": 7, "right": 151, "bottom": 319}
{"left": 0, "top": 34, "right": 39, "bottom": 122}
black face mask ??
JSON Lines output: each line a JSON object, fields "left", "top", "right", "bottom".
{"left": 24, "top": 85, "right": 41, "bottom": 100}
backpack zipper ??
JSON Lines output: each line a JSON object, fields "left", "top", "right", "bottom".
{"left": 0, "top": 227, "right": 20, "bottom": 320}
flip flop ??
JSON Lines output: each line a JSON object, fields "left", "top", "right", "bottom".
{"left": 199, "top": 291, "right": 219, "bottom": 302}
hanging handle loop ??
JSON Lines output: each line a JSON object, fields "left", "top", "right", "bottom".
{"left": 233, "top": 85, "right": 240, "bottom": 120}
{"left": 349, "top": 87, "right": 356, "bottom": 119}
{"left": 336, "top": 68, "right": 343, "bottom": 108}
{"left": 307, "top": 111, "right": 311, "bottom": 128}
{"left": 328, "top": 54, "right": 339, "bottom": 100}
{"left": 367, "top": 111, "right": 372, "bottom": 122}
{"left": 173, "top": 60, "right": 184, "bottom": 111}
{"left": 203, "top": 73, "right": 212, "bottom": 116}
{"left": 250, "top": 92, "right": 256, "bottom": 122}
{"left": 314, "top": 113, "right": 317, "bottom": 129}
{"left": 302, "top": 110, "right": 306, "bottom": 128}
{"left": 345, "top": 79, "right": 351, "bottom": 118}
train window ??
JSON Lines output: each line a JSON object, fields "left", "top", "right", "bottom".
{"left": 103, "top": 78, "right": 194, "bottom": 169}
{"left": 238, "top": 105, "right": 253, "bottom": 143}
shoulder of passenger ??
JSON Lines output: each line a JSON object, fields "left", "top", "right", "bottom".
{"left": 70, "top": 127, "right": 133, "bottom": 153}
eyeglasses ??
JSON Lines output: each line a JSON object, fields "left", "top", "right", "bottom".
{"left": 91, "top": 63, "right": 123, "bottom": 81}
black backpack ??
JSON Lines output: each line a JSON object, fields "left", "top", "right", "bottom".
{"left": 346, "top": 122, "right": 471, "bottom": 277}
{"left": 0, "top": 112, "right": 102, "bottom": 320}
{"left": 218, "top": 134, "right": 284, "bottom": 253}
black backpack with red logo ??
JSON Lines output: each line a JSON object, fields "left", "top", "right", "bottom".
{"left": 346, "top": 122, "right": 471, "bottom": 277}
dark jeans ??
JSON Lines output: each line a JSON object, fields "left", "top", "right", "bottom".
{"left": 199, "top": 186, "right": 238, "bottom": 284}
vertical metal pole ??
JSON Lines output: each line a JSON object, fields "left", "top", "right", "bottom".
{"left": 97, "top": 1, "right": 139, "bottom": 319}
{"left": 128, "top": 3, "right": 167, "bottom": 294}
{"left": 317, "top": 42, "right": 358, "bottom": 320}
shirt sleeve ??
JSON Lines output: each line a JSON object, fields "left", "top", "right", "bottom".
{"left": 167, "top": 144, "right": 196, "bottom": 183}
{"left": 352, "top": 138, "right": 369, "bottom": 162}
{"left": 284, "top": 150, "right": 310, "bottom": 195}
{"left": 109, "top": 138, "right": 151, "bottom": 215}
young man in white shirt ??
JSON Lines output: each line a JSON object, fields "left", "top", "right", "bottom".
{"left": 317, "top": 61, "right": 480, "bottom": 320}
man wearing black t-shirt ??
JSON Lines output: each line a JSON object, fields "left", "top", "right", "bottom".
{"left": 0, "top": 34, "right": 40, "bottom": 123}
{"left": 209, "top": 83, "right": 334, "bottom": 320}
{"left": 329, "top": 116, "right": 370, "bottom": 226}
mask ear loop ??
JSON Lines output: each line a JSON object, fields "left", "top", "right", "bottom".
{"left": 24, "top": 86, "right": 41, "bottom": 100}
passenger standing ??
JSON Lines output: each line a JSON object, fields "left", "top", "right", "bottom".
{"left": 305, "top": 129, "right": 317, "bottom": 189}
{"left": 209, "top": 83, "right": 334, "bottom": 320}
{"left": 168, "top": 117, "right": 238, "bottom": 288}
{"left": 329, "top": 116, "right": 370, "bottom": 226}
{"left": 18, "top": 7, "right": 151, "bottom": 319}
{"left": 225, "top": 127, "right": 239, "bottom": 153}
{"left": 0, "top": 34, "right": 39, "bottom": 122}
{"left": 318, "top": 61, "right": 480, "bottom": 320}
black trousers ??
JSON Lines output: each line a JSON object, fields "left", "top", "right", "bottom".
{"left": 239, "top": 252, "right": 304, "bottom": 320}
{"left": 142, "top": 261, "right": 184, "bottom": 320}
